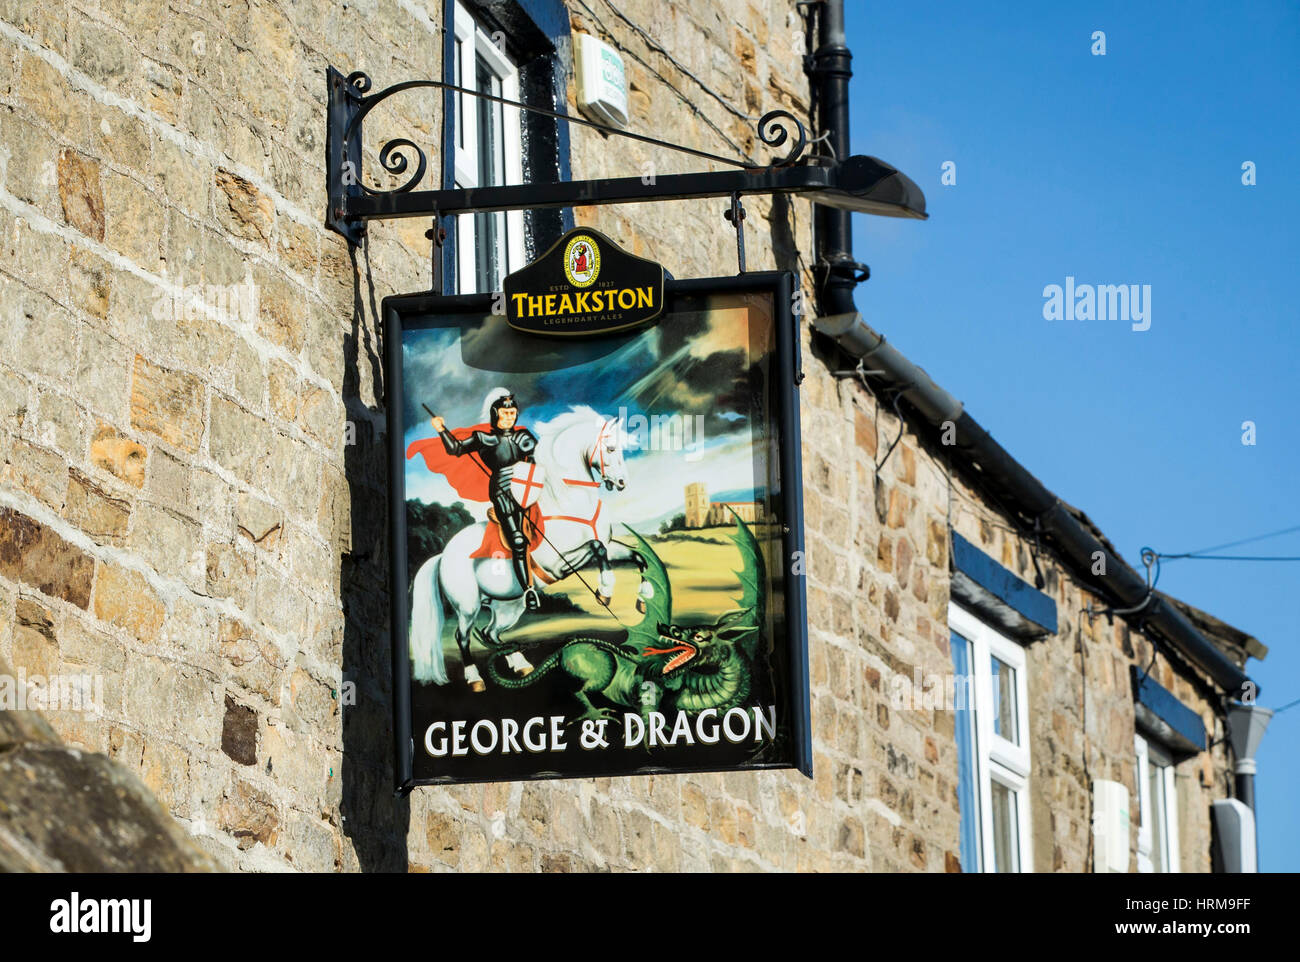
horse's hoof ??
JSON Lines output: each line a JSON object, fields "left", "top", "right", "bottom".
{"left": 636, "top": 599, "right": 646, "bottom": 613}
{"left": 597, "top": 593, "right": 612, "bottom": 607}
{"left": 469, "top": 680, "right": 487, "bottom": 693}
{"left": 515, "top": 665, "right": 534, "bottom": 678}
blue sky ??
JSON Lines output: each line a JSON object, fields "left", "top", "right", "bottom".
{"left": 844, "top": 1, "right": 1299, "bottom": 869}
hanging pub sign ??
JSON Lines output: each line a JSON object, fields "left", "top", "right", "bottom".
{"left": 383, "top": 240, "right": 810, "bottom": 790}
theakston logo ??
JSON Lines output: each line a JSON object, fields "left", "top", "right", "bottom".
{"left": 564, "top": 234, "right": 600, "bottom": 287}
{"left": 504, "top": 227, "right": 664, "bottom": 336}
{"left": 50, "top": 892, "right": 151, "bottom": 942}
{"left": 1042, "top": 275, "right": 1151, "bottom": 331}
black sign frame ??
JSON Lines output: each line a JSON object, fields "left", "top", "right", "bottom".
{"left": 383, "top": 272, "right": 810, "bottom": 791}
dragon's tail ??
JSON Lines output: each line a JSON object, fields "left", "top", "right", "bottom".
{"left": 485, "top": 647, "right": 564, "bottom": 689}
{"left": 484, "top": 636, "right": 629, "bottom": 689}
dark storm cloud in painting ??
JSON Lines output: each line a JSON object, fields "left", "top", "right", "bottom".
{"left": 400, "top": 306, "right": 758, "bottom": 443}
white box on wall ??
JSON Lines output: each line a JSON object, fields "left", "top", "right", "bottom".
{"left": 1092, "top": 779, "right": 1131, "bottom": 872}
{"left": 574, "top": 33, "right": 628, "bottom": 128}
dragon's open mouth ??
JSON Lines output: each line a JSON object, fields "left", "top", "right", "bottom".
{"left": 642, "top": 641, "right": 697, "bottom": 674}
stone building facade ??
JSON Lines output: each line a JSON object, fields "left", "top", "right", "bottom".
{"left": 0, "top": 0, "right": 1261, "bottom": 872}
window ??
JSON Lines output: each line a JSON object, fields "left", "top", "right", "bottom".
{"left": 1135, "top": 733, "right": 1180, "bottom": 873}
{"left": 949, "top": 604, "right": 1032, "bottom": 872}
{"left": 452, "top": 1, "right": 526, "bottom": 294}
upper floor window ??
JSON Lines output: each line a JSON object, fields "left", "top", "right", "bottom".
{"left": 950, "top": 603, "right": 1032, "bottom": 872}
{"left": 1135, "top": 733, "right": 1180, "bottom": 873}
{"left": 453, "top": 1, "right": 526, "bottom": 293}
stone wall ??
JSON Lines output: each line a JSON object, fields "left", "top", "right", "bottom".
{"left": 0, "top": 0, "right": 1234, "bottom": 872}
{"left": 0, "top": 0, "right": 439, "bottom": 871}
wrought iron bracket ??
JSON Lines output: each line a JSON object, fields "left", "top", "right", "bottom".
{"left": 323, "top": 67, "right": 866, "bottom": 246}
{"left": 326, "top": 67, "right": 926, "bottom": 247}
{"left": 326, "top": 67, "right": 367, "bottom": 245}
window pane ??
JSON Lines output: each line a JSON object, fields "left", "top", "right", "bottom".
{"left": 950, "top": 631, "right": 980, "bottom": 872}
{"left": 1149, "top": 762, "right": 1165, "bottom": 873}
{"left": 454, "top": 39, "right": 464, "bottom": 149}
{"left": 990, "top": 779, "right": 1019, "bottom": 872}
{"left": 990, "top": 655, "right": 1018, "bottom": 744}
{"left": 474, "top": 56, "right": 506, "bottom": 292}
{"left": 450, "top": 216, "right": 461, "bottom": 295}
{"left": 1134, "top": 737, "right": 1152, "bottom": 870}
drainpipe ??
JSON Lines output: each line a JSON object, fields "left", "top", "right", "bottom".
{"left": 1226, "top": 703, "right": 1272, "bottom": 869}
{"left": 808, "top": 0, "right": 869, "bottom": 318}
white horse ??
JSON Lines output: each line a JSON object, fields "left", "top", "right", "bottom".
{"left": 409, "top": 407, "right": 634, "bottom": 689}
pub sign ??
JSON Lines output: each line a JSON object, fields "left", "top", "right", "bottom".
{"left": 384, "top": 232, "right": 810, "bottom": 788}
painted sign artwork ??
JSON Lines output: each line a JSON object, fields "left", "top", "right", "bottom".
{"left": 385, "top": 275, "right": 809, "bottom": 786}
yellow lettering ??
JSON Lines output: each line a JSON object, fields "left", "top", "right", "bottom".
{"left": 559, "top": 294, "right": 575, "bottom": 315}
{"left": 527, "top": 295, "right": 544, "bottom": 317}
{"left": 511, "top": 294, "right": 528, "bottom": 316}
{"left": 574, "top": 291, "right": 590, "bottom": 313}
{"left": 545, "top": 294, "right": 557, "bottom": 315}
{"left": 617, "top": 288, "right": 634, "bottom": 309}
{"left": 636, "top": 287, "right": 652, "bottom": 308}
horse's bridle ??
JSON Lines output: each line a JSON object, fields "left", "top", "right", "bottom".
{"left": 587, "top": 419, "right": 623, "bottom": 491}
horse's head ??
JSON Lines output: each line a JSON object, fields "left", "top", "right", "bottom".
{"left": 588, "top": 416, "right": 628, "bottom": 491}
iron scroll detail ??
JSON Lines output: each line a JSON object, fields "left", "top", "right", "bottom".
{"left": 757, "top": 110, "right": 808, "bottom": 168}
{"left": 336, "top": 71, "right": 811, "bottom": 199}
{"left": 341, "top": 74, "right": 438, "bottom": 196}
{"left": 365, "top": 138, "right": 428, "bottom": 197}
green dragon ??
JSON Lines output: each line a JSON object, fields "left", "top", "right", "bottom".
{"left": 485, "top": 512, "right": 767, "bottom": 724}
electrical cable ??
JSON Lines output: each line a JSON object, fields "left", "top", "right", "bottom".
{"left": 1156, "top": 553, "right": 1300, "bottom": 563}
{"left": 874, "top": 388, "right": 907, "bottom": 480}
{"left": 572, "top": 0, "right": 752, "bottom": 163}
{"left": 1272, "top": 696, "right": 1300, "bottom": 716}
{"left": 599, "top": 0, "right": 755, "bottom": 124}
{"left": 1156, "top": 522, "right": 1300, "bottom": 561}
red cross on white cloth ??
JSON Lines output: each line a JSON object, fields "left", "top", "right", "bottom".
{"left": 510, "top": 462, "right": 545, "bottom": 507}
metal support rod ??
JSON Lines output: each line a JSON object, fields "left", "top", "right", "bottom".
{"left": 345, "top": 163, "right": 841, "bottom": 220}
{"left": 341, "top": 77, "right": 790, "bottom": 173}
{"left": 425, "top": 214, "right": 445, "bottom": 293}
{"left": 724, "top": 191, "right": 747, "bottom": 272}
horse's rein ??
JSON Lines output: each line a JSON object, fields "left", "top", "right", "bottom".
{"left": 585, "top": 418, "right": 616, "bottom": 487}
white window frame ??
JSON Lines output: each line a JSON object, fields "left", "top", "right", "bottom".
{"left": 949, "top": 604, "right": 1033, "bottom": 873}
{"left": 1135, "top": 733, "right": 1180, "bottom": 873}
{"left": 453, "top": 1, "right": 525, "bottom": 294}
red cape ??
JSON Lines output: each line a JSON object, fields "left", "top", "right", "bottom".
{"left": 408, "top": 424, "right": 546, "bottom": 559}
{"left": 406, "top": 423, "right": 493, "bottom": 502}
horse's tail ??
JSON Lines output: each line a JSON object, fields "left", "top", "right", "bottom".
{"left": 410, "top": 555, "right": 449, "bottom": 685}
{"left": 485, "top": 646, "right": 566, "bottom": 689}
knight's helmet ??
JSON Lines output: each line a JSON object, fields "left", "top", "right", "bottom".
{"left": 480, "top": 386, "right": 517, "bottom": 430}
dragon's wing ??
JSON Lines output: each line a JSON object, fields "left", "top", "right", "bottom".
{"left": 718, "top": 511, "right": 765, "bottom": 663}
{"left": 621, "top": 524, "right": 673, "bottom": 652}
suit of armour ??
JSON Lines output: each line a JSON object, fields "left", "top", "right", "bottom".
{"left": 438, "top": 425, "right": 539, "bottom": 591}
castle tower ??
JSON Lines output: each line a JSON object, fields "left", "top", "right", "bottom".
{"left": 684, "top": 482, "right": 709, "bottom": 528}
